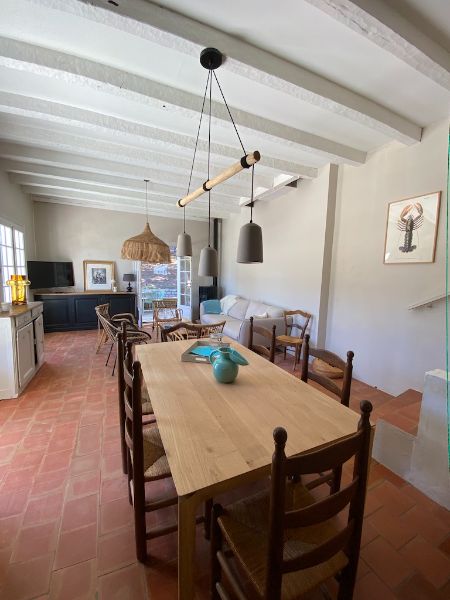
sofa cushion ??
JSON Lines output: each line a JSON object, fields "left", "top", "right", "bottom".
{"left": 223, "top": 316, "right": 244, "bottom": 340}
{"left": 245, "top": 301, "right": 269, "bottom": 320}
{"left": 202, "top": 299, "right": 221, "bottom": 314}
{"left": 266, "top": 305, "right": 284, "bottom": 318}
{"left": 227, "top": 298, "right": 250, "bottom": 320}
{"left": 201, "top": 313, "right": 227, "bottom": 325}
{"left": 220, "top": 294, "right": 240, "bottom": 315}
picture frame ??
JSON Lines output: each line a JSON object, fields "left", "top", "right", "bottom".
{"left": 83, "top": 260, "right": 115, "bottom": 291}
{"left": 383, "top": 191, "right": 441, "bottom": 264}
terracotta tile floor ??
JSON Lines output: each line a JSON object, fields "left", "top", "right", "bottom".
{"left": 0, "top": 330, "right": 449, "bottom": 599}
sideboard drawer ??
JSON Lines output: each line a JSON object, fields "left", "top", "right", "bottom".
{"left": 32, "top": 305, "right": 43, "bottom": 319}
{"left": 15, "top": 311, "right": 32, "bottom": 329}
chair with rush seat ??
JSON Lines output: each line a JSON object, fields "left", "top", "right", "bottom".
{"left": 276, "top": 310, "right": 312, "bottom": 371}
{"left": 248, "top": 316, "right": 276, "bottom": 363}
{"left": 210, "top": 401, "right": 373, "bottom": 600}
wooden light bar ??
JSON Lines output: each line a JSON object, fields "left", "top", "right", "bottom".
{"left": 177, "top": 151, "right": 260, "bottom": 208}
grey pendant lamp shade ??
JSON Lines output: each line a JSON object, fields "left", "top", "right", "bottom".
{"left": 237, "top": 166, "right": 263, "bottom": 263}
{"left": 176, "top": 206, "right": 192, "bottom": 257}
{"left": 198, "top": 244, "right": 218, "bottom": 276}
{"left": 121, "top": 180, "right": 171, "bottom": 263}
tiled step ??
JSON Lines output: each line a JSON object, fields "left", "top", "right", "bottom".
{"left": 376, "top": 389, "right": 422, "bottom": 435}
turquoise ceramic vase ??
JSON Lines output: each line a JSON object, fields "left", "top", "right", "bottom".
{"left": 209, "top": 347, "right": 239, "bottom": 383}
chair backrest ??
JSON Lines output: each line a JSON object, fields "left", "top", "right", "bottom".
{"left": 248, "top": 316, "right": 276, "bottom": 363}
{"left": 300, "top": 334, "right": 354, "bottom": 407}
{"left": 122, "top": 339, "right": 145, "bottom": 501}
{"left": 95, "top": 305, "right": 120, "bottom": 342}
{"left": 198, "top": 321, "right": 226, "bottom": 338}
{"left": 154, "top": 305, "right": 183, "bottom": 323}
{"left": 161, "top": 321, "right": 202, "bottom": 342}
{"left": 264, "top": 401, "right": 373, "bottom": 599}
{"left": 284, "top": 309, "right": 311, "bottom": 338}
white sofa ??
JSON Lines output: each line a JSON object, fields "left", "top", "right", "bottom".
{"left": 200, "top": 295, "right": 286, "bottom": 347}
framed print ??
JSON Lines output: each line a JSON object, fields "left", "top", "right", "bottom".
{"left": 384, "top": 191, "right": 441, "bottom": 264}
{"left": 83, "top": 260, "right": 115, "bottom": 290}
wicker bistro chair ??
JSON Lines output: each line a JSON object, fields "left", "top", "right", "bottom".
{"left": 151, "top": 298, "right": 177, "bottom": 331}
{"left": 160, "top": 320, "right": 226, "bottom": 342}
{"left": 160, "top": 321, "right": 202, "bottom": 342}
{"left": 95, "top": 305, "right": 151, "bottom": 375}
{"left": 211, "top": 400, "right": 373, "bottom": 600}
{"left": 153, "top": 304, "right": 183, "bottom": 341}
{"left": 248, "top": 316, "right": 276, "bottom": 363}
{"left": 117, "top": 324, "right": 156, "bottom": 474}
{"left": 276, "top": 310, "right": 311, "bottom": 371}
{"left": 122, "top": 346, "right": 213, "bottom": 562}
{"left": 95, "top": 302, "right": 138, "bottom": 353}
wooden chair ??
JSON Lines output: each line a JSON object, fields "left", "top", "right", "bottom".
{"left": 300, "top": 335, "right": 355, "bottom": 494}
{"left": 301, "top": 334, "right": 354, "bottom": 408}
{"left": 151, "top": 298, "right": 177, "bottom": 331}
{"left": 211, "top": 400, "right": 373, "bottom": 600}
{"left": 122, "top": 341, "right": 178, "bottom": 563}
{"left": 96, "top": 304, "right": 151, "bottom": 375}
{"left": 117, "top": 324, "right": 156, "bottom": 474}
{"left": 248, "top": 316, "right": 276, "bottom": 363}
{"left": 276, "top": 310, "right": 312, "bottom": 371}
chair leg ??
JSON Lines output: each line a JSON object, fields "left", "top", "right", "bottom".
{"left": 133, "top": 482, "right": 148, "bottom": 564}
{"left": 337, "top": 563, "right": 358, "bottom": 600}
{"left": 105, "top": 342, "right": 114, "bottom": 366}
{"left": 204, "top": 498, "right": 213, "bottom": 540}
{"left": 211, "top": 504, "right": 224, "bottom": 600}
{"left": 111, "top": 352, "right": 117, "bottom": 377}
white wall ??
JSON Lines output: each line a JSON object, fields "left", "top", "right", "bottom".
{"left": 221, "top": 165, "right": 335, "bottom": 343}
{"left": 0, "top": 170, "right": 35, "bottom": 260}
{"left": 33, "top": 202, "right": 211, "bottom": 317}
{"left": 326, "top": 119, "right": 448, "bottom": 395}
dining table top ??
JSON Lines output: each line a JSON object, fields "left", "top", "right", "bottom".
{"left": 136, "top": 337, "right": 361, "bottom": 497}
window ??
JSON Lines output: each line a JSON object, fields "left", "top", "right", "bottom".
{"left": 0, "top": 224, "right": 26, "bottom": 302}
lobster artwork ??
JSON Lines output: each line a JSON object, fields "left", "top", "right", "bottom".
{"left": 397, "top": 202, "right": 424, "bottom": 253}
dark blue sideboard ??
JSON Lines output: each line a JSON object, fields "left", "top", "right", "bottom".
{"left": 33, "top": 292, "right": 137, "bottom": 332}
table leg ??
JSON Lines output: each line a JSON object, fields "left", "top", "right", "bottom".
{"left": 178, "top": 493, "right": 199, "bottom": 600}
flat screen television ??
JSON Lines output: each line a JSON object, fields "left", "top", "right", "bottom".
{"left": 27, "top": 261, "right": 75, "bottom": 289}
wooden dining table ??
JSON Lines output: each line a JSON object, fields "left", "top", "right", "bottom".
{"left": 136, "top": 337, "right": 361, "bottom": 600}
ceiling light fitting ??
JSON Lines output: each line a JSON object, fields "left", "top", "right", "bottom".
{"left": 176, "top": 47, "right": 263, "bottom": 269}
{"left": 121, "top": 179, "right": 171, "bottom": 264}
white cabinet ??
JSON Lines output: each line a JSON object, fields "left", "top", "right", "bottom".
{"left": 0, "top": 302, "right": 44, "bottom": 399}
{"left": 34, "top": 314, "right": 45, "bottom": 367}
{"left": 17, "top": 321, "right": 35, "bottom": 388}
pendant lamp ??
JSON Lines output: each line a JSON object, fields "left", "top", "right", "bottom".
{"left": 121, "top": 179, "right": 171, "bottom": 263}
{"left": 237, "top": 166, "right": 263, "bottom": 263}
{"left": 176, "top": 47, "right": 263, "bottom": 272}
{"left": 176, "top": 204, "right": 192, "bottom": 257}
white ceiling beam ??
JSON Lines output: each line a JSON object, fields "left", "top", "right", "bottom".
{"left": 74, "top": 0, "right": 422, "bottom": 144}
{"left": 304, "top": 0, "right": 450, "bottom": 91}
{"left": 0, "top": 102, "right": 310, "bottom": 179}
{"left": 0, "top": 159, "right": 250, "bottom": 197}
{"left": 8, "top": 173, "right": 241, "bottom": 208}
{"left": 25, "top": 186, "right": 231, "bottom": 218}
{"left": 0, "top": 38, "right": 318, "bottom": 174}
{"left": 0, "top": 90, "right": 361, "bottom": 167}
{"left": 32, "top": 195, "right": 211, "bottom": 222}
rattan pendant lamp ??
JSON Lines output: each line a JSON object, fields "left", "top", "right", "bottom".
{"left": 121, "top": 179, "right": 171, "bottom": 263}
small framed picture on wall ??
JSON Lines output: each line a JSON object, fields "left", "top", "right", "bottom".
{"left": 83, "top": 260, "right": 115, "bottom": 290}
{"left": 384, "top": 191, "right": 441, "bottom": 264}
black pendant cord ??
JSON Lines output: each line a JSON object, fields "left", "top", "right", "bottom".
{"left": 250, "top": 165, "right": 254, "bottom": 223}
{"left": 186, "top": 71, "right": 210, "bottom": 196}
{"left": 207, "top": 69, "right": 212, "bottom": 247}
{"left": 144, "top": 178, "right": 149, "bottom": 223}
{"left": 212, "top": 71, "right": 246, "bottom": 155}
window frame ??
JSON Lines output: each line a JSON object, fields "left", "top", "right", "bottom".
{"left": 0, "top": 219, "right": 27, "bottom": 303}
